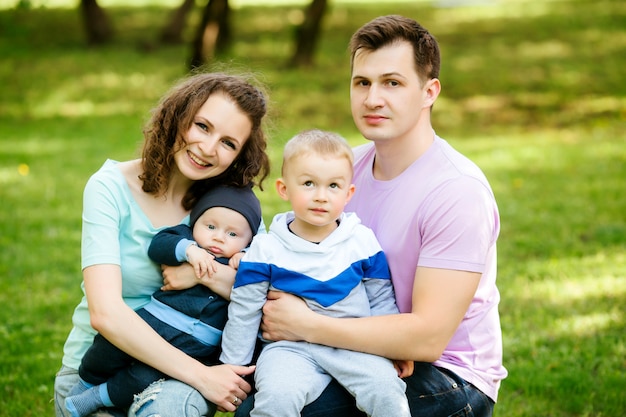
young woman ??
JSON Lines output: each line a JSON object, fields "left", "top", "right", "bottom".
{"left": 54, "top": 72, "right": 271, "bottom": 417}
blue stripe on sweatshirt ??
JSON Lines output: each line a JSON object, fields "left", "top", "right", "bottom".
{"left": 234, "top": 251, "right": 390, "bottom": 307}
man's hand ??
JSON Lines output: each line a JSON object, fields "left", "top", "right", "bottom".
{"left": 260, "top": 291, "right": 311, "bottom": 342}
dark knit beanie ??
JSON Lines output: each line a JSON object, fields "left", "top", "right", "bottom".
{"left": 189, "top": 184, "right": 262, "bottom": 236}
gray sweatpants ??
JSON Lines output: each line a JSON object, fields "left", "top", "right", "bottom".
{"left": 251, "top": 341, "right": 410, "bottom": 417}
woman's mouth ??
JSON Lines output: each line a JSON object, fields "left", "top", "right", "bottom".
{"left": 188, "top": 151, "right": 211, "bottom": 167}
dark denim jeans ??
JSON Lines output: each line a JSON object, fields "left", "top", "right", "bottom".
{"left": 235, "top": 362, "right": 494, "bottom": 417}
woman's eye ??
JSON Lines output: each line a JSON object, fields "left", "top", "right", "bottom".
{"left": 221, "top": 139, "right": 236, "bottom": 150}
{"left": 195, "top": 122, "right": 208, "bottom": 131}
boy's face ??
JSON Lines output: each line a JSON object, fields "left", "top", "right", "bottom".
{"left": 192, "top": 206, "right": 253, "bottom": 258}
{"left": 276, "top": 153, "right": 355, "bottom": 234}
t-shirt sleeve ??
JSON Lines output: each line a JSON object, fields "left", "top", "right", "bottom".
{"left": 418, "top": 176, "right": 499, "bottom": 273}
{"left": 81, "top": 164, "right": 126, "bottom": 269}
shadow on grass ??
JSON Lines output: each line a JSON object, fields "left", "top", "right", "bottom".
{"left": 500, "top": 275, "right": 625, "bottom": 415}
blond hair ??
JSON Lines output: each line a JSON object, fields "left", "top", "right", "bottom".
{"left": 281, "top": 129, "right": 353, "bottom": 175}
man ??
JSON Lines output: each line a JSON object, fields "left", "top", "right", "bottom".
{"left": 243, "top": 15, "right": 507, "bottom": 417}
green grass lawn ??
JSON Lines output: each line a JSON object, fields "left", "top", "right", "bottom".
{"left": 0, "top": 0, "right": 624, "bottom": 416}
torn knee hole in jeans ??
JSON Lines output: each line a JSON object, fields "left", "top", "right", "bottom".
{"left": 129, "top": 379, "right": 165, "bottom": 415}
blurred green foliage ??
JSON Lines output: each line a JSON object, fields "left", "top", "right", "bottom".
{"left": 0, "top": 1, "right": 624, "bottom": 416}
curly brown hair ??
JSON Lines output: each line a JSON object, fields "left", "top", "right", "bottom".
{"left": 139, "top": 72, "right": 271, "bottom": 210}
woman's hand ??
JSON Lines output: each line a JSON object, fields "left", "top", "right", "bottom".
{"left": 260, "top": 291, "right": 313, "bottom": 342}
{"left": 193, "top": 364, "right": 255, "bottom": 413}
{"left": 161, "top": 262, "right": 236, "bottom": 299}
{"left": 161, "top": 263, "right": 198, "bottom": 291}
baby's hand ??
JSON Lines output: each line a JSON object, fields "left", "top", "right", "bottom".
{"left": 228, "top": 252, "right": 245, "bottom": 270}
{"left": 186, "top": 244, "right": 217, "bottom": 279}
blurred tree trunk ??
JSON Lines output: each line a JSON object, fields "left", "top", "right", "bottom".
{"left": 80, "top": 0, "right": 113, "bottom": 45}
{"left": 160, "top": 0, "right": 196, "bottom": 44}
{"left": 189, "top": 0, "right": 231, "bottom": 70}
{"left": 288, "top": 0, "right": 328, "bottom": 68}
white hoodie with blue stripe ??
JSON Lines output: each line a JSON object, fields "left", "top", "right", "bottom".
{"left": 220, "top": 211, "right": 399, "bottom": 365}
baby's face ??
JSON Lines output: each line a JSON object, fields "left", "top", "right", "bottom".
{"left": 192, "top": 207, "right": 252, "bottom": 258}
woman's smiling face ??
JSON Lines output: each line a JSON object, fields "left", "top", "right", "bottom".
{"left": 174, "top": 92, "right": 253, "bottom": 181}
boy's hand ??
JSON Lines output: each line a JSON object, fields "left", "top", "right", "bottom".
{"left": 393, "top": 359, "right": 414, "bottom": 378}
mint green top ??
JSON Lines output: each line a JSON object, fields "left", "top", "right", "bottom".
{"left": 61, "top": 160, "right": 189, "bottom": 369}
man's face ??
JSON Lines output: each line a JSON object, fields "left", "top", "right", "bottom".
{"left": 350, "top": 41, "right": 430, "bottom": 144}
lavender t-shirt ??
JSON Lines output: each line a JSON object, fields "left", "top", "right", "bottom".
{"left": 346, "top": 135, "right": 507, "bottom": 401}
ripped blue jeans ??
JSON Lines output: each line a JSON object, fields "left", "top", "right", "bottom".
{"left": 54, "top": 366, "right": 216, "bottom": 417}
{"left": 128, "top": 379, "right": 216, "bottom": 417}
